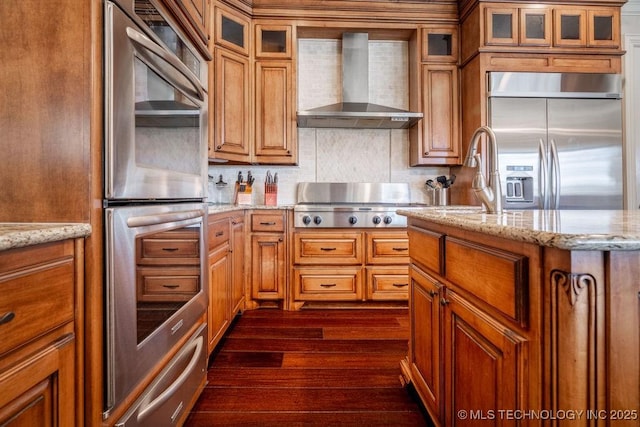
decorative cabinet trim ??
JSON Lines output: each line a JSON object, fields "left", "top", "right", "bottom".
{"left": 548, "top": 267, "right": 605, "bottom": 414}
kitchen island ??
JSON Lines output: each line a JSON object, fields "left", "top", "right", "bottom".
{"left": 397, "top": 207, "right": 640, "bottom": 427}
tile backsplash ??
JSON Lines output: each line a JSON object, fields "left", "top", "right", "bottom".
{"left": 208, "top": 38, "right": 449, "bottom": 205}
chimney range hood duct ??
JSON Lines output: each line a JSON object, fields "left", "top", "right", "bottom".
{"left": 296, "top": 33, "right": 423, "bottom": 129}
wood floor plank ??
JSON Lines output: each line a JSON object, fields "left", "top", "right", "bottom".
{"left": 185, "top": 411, "right": 429, "bottom": 426}
{"left": 206, "top": 367, "right": 403, "bottom": 388}
{"left": 236, "top": 316, "right": 403, "bottom": 328}
{"left": 219, "top": 338, "right": 408, "bottom": 353}
{"left": 281, "top": 352, "right": 406, "bottom": 369}
{"left": 191, "top": 387, "right": 422, "bottom": 412}
{"left": 210, "top": 351, "right": 284, "bottom": 368}
{"left": 227, "top": 326, "right": 324, "bottom": 339}
{"left": 322, "top": 326, "right": 409, "bottom": 340}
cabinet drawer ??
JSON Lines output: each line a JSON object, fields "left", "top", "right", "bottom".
{"left": 0, "top": 257, "right": 74, "bottom": 356}
{"left": 293, "top": 232, "right": 362, "bottom": 265}
{"left": 208, "top": 218, "right": 230, "bottom": 249}
{"left": 445, "top": 237, "right": 528, "bottom": 324}
{"left": 408, "top": 226, "right": 444, "bottom": 275}
{"left": 366, "top": 266, "right": 409, "bottom": 300}
{"left": 293, "top": 267, "right": 363, "bottom": 300}
{"left": 138, "top": 229, "right": 200, "bottom": 264}
{"left": 137, "top": 267, "right": 200, "bottom": 302}
{"left": 365, "top": 231, "right": 409, "bottom": 264}
{"left": 251, "top": 213, "right": 285, "bottom": 232}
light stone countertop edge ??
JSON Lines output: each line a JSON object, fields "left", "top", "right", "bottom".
{"left": 0, "top": 223, "right": 92, "bottom": 252}
{"left": 397, "top": 208, "right": 640, "bottom": 251}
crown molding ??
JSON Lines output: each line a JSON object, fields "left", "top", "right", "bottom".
{"left": 623, "top": 0, "right": 640, "bottom": 15}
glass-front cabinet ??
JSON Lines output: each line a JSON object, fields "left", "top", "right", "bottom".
{"left": 255, "top": 25, "right": 292, "bottom": 59}
{"left": 214, "top": 5, "right": 249, "bottom": 56}
{"left": 483, "top": 3, "right": 619, "bottom": 50}
{"left": 421, "top": 26, "right": 458, "bottom": 62}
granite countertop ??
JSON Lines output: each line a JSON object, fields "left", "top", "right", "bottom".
{"left": 397, "top": 207, "right": 640, "bottom": 251}
{"left": 0, "top": 223, "right": 92, "bottom": 252}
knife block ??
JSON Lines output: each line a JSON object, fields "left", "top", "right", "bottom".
{"left": 264, "top": 183, "right": 277, "bottom": 206}
{"left": 234, "top": 182, "right": 253, "bottom": 205}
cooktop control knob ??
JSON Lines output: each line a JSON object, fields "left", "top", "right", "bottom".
{"left": 383, "top": 216, "right": 393, "bottom": 225}
{"left": 302, "top": 215, "right": 312, "bottom": 225}
{"left": 313, "top": 216, "right": 322, "bottom": 225}
{"left": 372, "top": 216, "right": 382, "bottom": 225}
{"left": 348, "top": 216, "right": 358, "bottom": 225}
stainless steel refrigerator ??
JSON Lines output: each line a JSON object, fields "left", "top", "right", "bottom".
{"left": 488, "top": 72, "right": 623, "bottom": 210}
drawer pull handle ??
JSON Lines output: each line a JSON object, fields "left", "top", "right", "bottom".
{"left": 162, "top": 247, "right": 179, "bottom": 252}
{"left": 163, "top": 284, "right": 180, "bottom": 289}
{"left": 260, "top": 221, "right": 276, "bottom": 225}
{"left": 215, "top": 231, "right": 224, "bottom": 237}
{"left": 392, "top": 247, "right": 408, "bottom": 251}
{"left": 0, "top": 311, "right": 15, "bottom": 325}
{"left": 392, "top": 283, "right": 408, "bottom": 288}
{"left": 320, "top": 247, "right": 337, "bottom": 251}
{"left": 320, "top": 283, "right": 337, "bottom": 287}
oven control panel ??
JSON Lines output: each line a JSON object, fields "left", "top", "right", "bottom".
{"left": 294, "top": 210, "right": 407, "bottom": 228}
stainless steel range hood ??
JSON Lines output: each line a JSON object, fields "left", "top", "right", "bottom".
{"left": 296, "top": 33, "right": 423, "bottom": 129}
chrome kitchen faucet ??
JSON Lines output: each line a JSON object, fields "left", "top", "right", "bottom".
{"left": 464, "top": 126, "right": 503, "bottom": 214}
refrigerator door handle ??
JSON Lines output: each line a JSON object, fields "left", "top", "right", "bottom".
{"left": 538, "top": 138, "right": 548, "bottom": 209}
{"left": 549, "top": 138, "right": 561, "bottom": 209}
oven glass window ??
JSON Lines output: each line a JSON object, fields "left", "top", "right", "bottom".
{"left": 134, "top": 58, "right": 202, "bottom": 175}
{"left": 135, "top": 223, "right": 201, "bottom": 343}
{"left": 134, "top": 0, "right": 201, "bottom": 80}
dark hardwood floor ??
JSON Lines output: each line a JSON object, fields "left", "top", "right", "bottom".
{"left": 184, "top": 308, "right": 431, "bottom": 426}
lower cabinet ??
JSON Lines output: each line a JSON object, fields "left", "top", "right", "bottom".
{"left": 207, "top": 211, "right": 245, "bottom": 354}
{"left": 250, "top": 211, "right": 287, "bottom": 303}
{"left": 403, "top": 218, "right": 536, "bottom": 426}
{"left": 0, "top": 239, "right": 82, "bottom": 426}
{"left": 292, "top": 229, "right": 409, "bottom": 306}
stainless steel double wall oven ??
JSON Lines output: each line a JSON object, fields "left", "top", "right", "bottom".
{"left": 103, "top": 0, "right": 209, "bottom": 424}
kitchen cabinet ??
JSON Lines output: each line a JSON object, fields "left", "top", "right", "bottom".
{"left": 162, "top": 0, "right": 211, "bottom": 59}
{"left": 402, "top": 219, "right": 538, "bottom": 426}
{"left": 0, "top": 239, "right": 83, "bottom": 426}
{"left": 292, "top": 230, "right": 409, "bottom": 304}
{"left": 410, "top": 25, "right": 461, "bottom": 166}
{"left": 254, "top": 60, "right": 297, "bottom": 164}
{"left": 401, "top": 214, "right": 640, "bottom": 426}
{"left": 210, "top": 47, "right": 251, "bottom": 162}
{"left": 209, "top": 4, "right": 251, "bottom": 163}
{"left": 250, "top": 211, "right": 287, "bottom": 303}
{"left": 207, "top": 211, "right": 245, "bottom": 354}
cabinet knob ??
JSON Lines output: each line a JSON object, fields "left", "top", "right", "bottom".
{"left": 428, "top": 290, "right": 438, "bottom": 297}
{"left": 424, "top": 151, "right": 429, "bottom": 156}
{"left": 440, "top": 298, "right": 450, "bottom": 306}
{"left": 278, "top": 237, "right": 283, "bottom": 242}
{"left": 216, "top": 145, "right": 222, "bottom": 150}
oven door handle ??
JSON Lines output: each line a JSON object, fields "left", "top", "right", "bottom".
{"left": 137, "top": 334, "right": 204, "bottom": 422}
{"left": 126, "top": 26, "right": 205, "bottom": 103}
{"left": 127, "top": 209, "right": 204, "bottom": 228}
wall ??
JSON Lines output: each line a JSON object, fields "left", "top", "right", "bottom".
{"left": 622, "top": 0, "right": 640, "bottom": 209}
{"left": 207, "top": 38, "right": 448, "bottom": 205}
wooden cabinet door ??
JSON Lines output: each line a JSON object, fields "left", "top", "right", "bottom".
{"left": 214, "top": 6, "right": 249, "bottom": 56}
{"left": 409, "top": 266, "right": 442, "bottom": 423}
{"left": 421, "top": 26, "right": 458, "bottom": 63}
{"left": 230, "top": 215, "right": 245, "bottom": 314}
{"left": 255, "top": 25, "right": 292, "bottom": 59}
{"left": 411, "top": 64, "right": 460, "bottom": 166}
{"left": 553, "top": 7, "right": 587, "bottom": 48}
{"left": 251, "top": 234, "right": 286, "bottom": 300}
{"left": 211, "top": 48, "right": 250, "bottom": 162}
{"left": 0, "top": 334, "right": 75, "bottom": 427}
{"left": 443, "top": 289, "right": 527, "bottom": 427}
{"left": 174, "top": 0, "right": 209, "bottom": 45}
{"left": 208, "top": 243, "right": 230, "bottom": 353}
{"left": 254, "top": 61, "right": 297, "bottom": 164}
{"left": 587, "top": 8, "right": 620, "bottom": 48}
{"left": 519, "top": 6, "right": 552, "bottom": 47}
{"left": 485, "top": 7, "right": 518, "bottom": 46}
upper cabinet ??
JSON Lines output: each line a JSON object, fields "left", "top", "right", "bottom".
{"left": 410, "top": 25, "right": 461, "bottom": 166}
{"left": 214, "top": 4, "right": 250, "bottom": 56}
{"left": 161, "top": 0, "right": 212, "bottom": 59}
{"left": 208, "top": 11, "right": 298, "bottom": 165}
{"left": 481, "top": 2, "right": 620, "bottom": 51}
